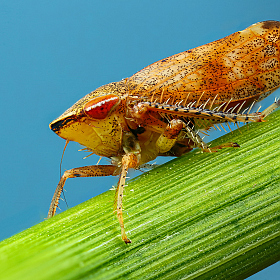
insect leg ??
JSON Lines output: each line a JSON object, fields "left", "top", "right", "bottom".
{"left": 179, "top": 121, "right": 239, "bottom": 152}
{"left": 138, "top": 100, "right": 280, "bottom": 123}
{"left": 156, "top": 119, "right": 185, "bottom": 153}
{"left": 115, "top": 153, "right": 139, "bottom": 244}
{"left": 129, "top": 102, "right": 166, "bottom": 133}
{"left": 115, "top": 131, "right": 141, "bottom": 243}
{"left": 131, "top": 102, "right": 241, "bottom": 153}
{"left": 260, "top": 98, "right": 280, "bottom": 119}
{"left": 181, "top": 121, "right": 211, "bottom": 152}
{"left": 47, "top": 165, "right": 118, "bottom": 219}
{"left": 156, "top": 118, "right": 239, "bottom": 153}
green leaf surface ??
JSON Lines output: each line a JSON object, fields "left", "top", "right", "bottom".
{"left": 1, "top": 109, "right": 280, "bottom": 280}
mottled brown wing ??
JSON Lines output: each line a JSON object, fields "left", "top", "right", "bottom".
{"left": 127, "top": 21, "right": 280, "bottom": 106}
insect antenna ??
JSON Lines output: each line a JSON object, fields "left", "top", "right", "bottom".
{"left": 60, "top": 140, "right": 69, "bottom": 179}
{"left": 59, "top": 140, "right": 69, "bottom": 208}
{"left": 61, "top": 190, "right": 68, "bottom": 209}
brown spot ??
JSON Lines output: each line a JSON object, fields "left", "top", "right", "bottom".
{"left": 262, "top": 20, "right": 280, "bottom": 30}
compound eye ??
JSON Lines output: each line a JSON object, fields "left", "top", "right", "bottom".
{"left": 83, "top": 94, "right": 119, "bottom": 119}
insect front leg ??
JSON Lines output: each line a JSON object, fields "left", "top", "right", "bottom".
{"left": 47, "top": 165, "right": 118, "bottom": 219}
{"left": 115, "top": 153, "right": 139, "bottom": 244}
{"left": 115, "top": 132, "right": 141, "bottom": 243}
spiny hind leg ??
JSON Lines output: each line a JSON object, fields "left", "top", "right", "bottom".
{"left": 131, "top": 99, "right": 280, "bottom": 126}
{"left": 182, "top": 122, "right": 239, "bottom": 152}
{"left": 260, "top": 98, "right": 280, "bottom": 119}
{"left": 48, "top": 165, "right": 118, "bottom": 218}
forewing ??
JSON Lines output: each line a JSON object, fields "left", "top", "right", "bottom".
{"left": 127, "top": 21, "right": 280, "bottom": 106}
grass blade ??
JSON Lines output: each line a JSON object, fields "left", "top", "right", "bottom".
{"left": 1, "top": 109, "right": 280, "bottom": 280}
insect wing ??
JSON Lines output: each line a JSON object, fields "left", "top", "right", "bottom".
{"left": 127, "top": 21, "right": 280, "bottom": 107}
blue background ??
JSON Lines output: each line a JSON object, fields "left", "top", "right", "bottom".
{"left": 0, "top": 0, "right": 279, "bottom": 278}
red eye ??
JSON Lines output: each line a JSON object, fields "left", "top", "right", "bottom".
{"left": 83, "top": 94, "right": 119, "bottom": 119}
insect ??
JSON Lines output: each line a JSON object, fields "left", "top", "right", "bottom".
{"left": 48, "top": 21, "right": 280, "bottom": 243}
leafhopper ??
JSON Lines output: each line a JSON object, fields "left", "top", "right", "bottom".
{"left": 49, "top": 21, "right": 280, "bottom": 243}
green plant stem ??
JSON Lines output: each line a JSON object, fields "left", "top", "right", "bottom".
{"left": 1, "top": 109, "right": 280, "bottom": 280}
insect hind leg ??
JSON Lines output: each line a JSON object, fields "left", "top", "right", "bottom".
{"left": 180, "top": 121, "right": 239, "bottom": 153}
{"left": 260, "top": 98, "right": 280, "bottom": 119}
